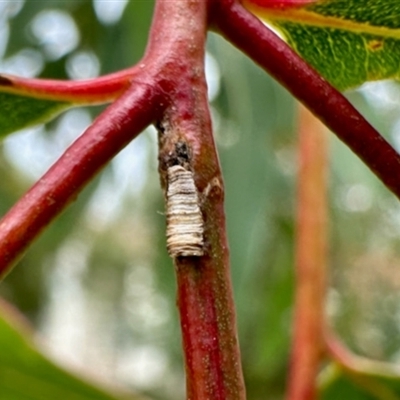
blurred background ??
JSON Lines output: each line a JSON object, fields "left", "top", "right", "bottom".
{"left": 1, "top": 1, "right": 400, "bottom": 399}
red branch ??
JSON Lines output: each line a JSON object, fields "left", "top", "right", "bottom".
{"left": 287, "top": 106, "right": 328, "bottom": 400}
{"left": 325, "top": 328, "right": 400, "bottom": 378}
{"left": 212, "top": 0, "right": 400, "bottom": 201}
{"left": 153, "top": 0, "right": 246, "bottom": 398}
{"left": 0, "top": 68, "right": 142, "bottom": 104}
{"left": 0, "top": 0, "right": 246, "bottom": 398}
{"left": 0, "top": 82, "right": 162, "bottom": 277}
{"left": 4, "top": 0, "right": 399, "bottom": 398}
{"left": 243, "top": 0, "right": 317, "bottom": 9}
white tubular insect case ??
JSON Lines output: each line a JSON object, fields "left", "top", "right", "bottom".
{"left": 166, "top": 165, "right": 205, "bottom": 257}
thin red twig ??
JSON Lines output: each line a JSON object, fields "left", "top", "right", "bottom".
{"left": 0, "top": 81, "right": 162, "bottom": 277}
{"left": 154, "top": 0, "right": 246, "bottom": 397}
{"left": 0, "top": 67, "right": 139, "bottom": 103}
{"left": 212, "top": 0, "right": 400, "bottom": 201}
{"left": 325, "top": 329, "right": 400, "bottom": 378}
{"left": 287, "top": 106, "right": 328, "bottom": 400}
{"left": 0, "top": 0, "right": 247, "bottom": 398}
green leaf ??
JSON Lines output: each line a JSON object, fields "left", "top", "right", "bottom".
{"left": 246, "top": 0, "right": 400, "bottom": 90}
{"left": 0, "top": 300, "right": 145, "bottom": 400}
{"left": 0, "top": 92, "right": 70, "bottom": 137}
{"left": 319, "top": 364, "right": 376, "bottom": 400}
{"left": 319, "top": 362, "right": 400, "bottom": 400}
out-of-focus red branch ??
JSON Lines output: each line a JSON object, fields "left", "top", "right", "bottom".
{"left": 212, "top": 0, "right": 400, "bottom": 202}
{"left": 325, "top": 329, "right": 400, "bottom": 378}
{"left": 287, "top": 106, "right": 328, "bottom": 400}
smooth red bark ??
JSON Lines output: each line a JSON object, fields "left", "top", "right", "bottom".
{"left": 3, "top": 0, "right": 400, "bottom": 398}
{"left": 152, "top": 0, "right": 245, "bottom": 398}
{"left": 0, "top": 82, "right": 162, "bottom": 276}
{"left": 243, "top": 0, "right": 316, "bottom": 9}
{"left": 213, "top": 1, "right": 400, "bottom": 202}
{"left": 0, "top": 68, "right": 139, "bottom": 103}
{"left": 0, "top": 0, "right": 246, "bottom": 398}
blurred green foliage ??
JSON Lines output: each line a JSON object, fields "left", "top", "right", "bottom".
{"left": 0, "top": 300, "right": 145, "bottom": 400}
{"left": 1, "top": 1, "right": 400, "bottom": 399}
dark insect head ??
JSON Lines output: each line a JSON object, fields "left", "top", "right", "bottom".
{"left": 174, "top": 141, "right": 190, "bottom": 165}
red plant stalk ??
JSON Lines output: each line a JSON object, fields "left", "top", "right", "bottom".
{"left": 325, "top": 329, "right": 400, "bottom": 378}
{"left": 242, "top": 0, "right": 317, "bottom": 10}
{"left": 0, "top": 81, "right": 162, "bottom": 276}
{"left": 213, "top": 0, "right": 400, "bottom": 203}
{"left": 286, "top": 105, "right": 328, "bottom": 400}
{"left": 0, "top": 67, "right": 137, "bottom": 103}
{"left": 6, "top": 0, "right": 399, "bottom": 397}
{"left": 0, "top": 0, "right": 246, "bottom": 397}
{"left": 154, "top": 0, "right": 246, "bottom": 398}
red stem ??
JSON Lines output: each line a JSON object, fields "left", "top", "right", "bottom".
{"left": 0, "top": 81, "right": 162, "bottom": 277}
{"left": 212, "top": 0, "right": 400, "bottom": 201}
{"left": 153, "top": 0, "right": 246, "bottom": 397}
{"left": 287, "top": 106, "right": 328, "bottom": 400}
{"left": 243, "top": 0, "right": 316, "bottom": 9}
{"left": 0, "top": 67, "right": 139, "bottom": 104}
{"left": 324, "top": 329, "right": 400, "bottom": 378}
{"left": 0, "top": 0, "right": 246, "bottom": 397}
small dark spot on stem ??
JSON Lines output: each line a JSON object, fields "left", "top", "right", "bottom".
{"left": 0, "top": 75, "right": 13, "bottom": 86}
{"left": 174, "top": 141, "right": 190, "bottom": 165}
{"left": 162, "top": 141, "right": 192, "bottom": 169}
{"left": 155, "top": 120, "right": 166, "bottom": 135}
